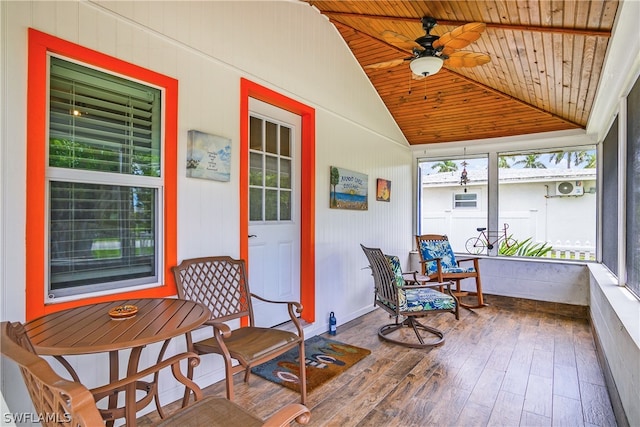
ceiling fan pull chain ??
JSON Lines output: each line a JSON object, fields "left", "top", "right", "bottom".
{"left": 408, "top": 74, "right": 413, "bottom": 95}
{"left": 423, "top": 79, "right": 428, "bottom": 100}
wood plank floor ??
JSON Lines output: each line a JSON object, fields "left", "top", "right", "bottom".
{"left": 137, "top": 295, "right": 617, "bottom": 427}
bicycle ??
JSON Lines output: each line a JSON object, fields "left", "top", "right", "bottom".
{"left": 465, "top": 223, "right": 517, "bottom": 254}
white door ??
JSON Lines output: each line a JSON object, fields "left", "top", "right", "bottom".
{"left": 248, "top": 98, "right": 301, "bottom": 327}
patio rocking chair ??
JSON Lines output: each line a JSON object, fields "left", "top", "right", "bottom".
{"left": 415, "top": 234, "right": 487, "bottom": 309}
{"left": 0, "top": 321, "right": 310, "bottom": 427}
{"left": 360, "top": 244, "right": 459, "bottom": 349}
{"left": 172, "top": 256, "right": 307, "bottom": 405}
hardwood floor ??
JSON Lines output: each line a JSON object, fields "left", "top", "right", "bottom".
{"left": 137, "top": 295, "right": 617, "bottom": 427}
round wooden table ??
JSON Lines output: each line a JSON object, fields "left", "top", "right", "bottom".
{"left": 24, "top": 298, "right": 210, "bottom": 426}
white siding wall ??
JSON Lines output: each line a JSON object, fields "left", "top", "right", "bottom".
{"left": 0, "top": 0, "right": 412, "bottom": 419}
{"left": 421, "top": 180, "right": 597, "bottom": 250}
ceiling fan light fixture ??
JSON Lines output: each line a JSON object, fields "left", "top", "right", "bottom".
{"left": 410, "top": 56, "right": 443, "bottom": 77}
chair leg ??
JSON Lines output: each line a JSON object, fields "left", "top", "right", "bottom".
{"left": 378, "top": 317, "right": 445, "bottom": 349}
{"left": 298, "top": 341, "right": 307, "bottom": 405}
{"left": 224, "top": 360, "right": 235, "bottom": 401}
{"left": 244, "top": 367, "right": 251, "bottom": 384}
{"left": 456, "top": 278, "right": 488, "bottom": 310}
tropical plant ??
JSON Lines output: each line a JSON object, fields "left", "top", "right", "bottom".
{"left": 431, "top": 160, "right": 458, "bottom": 173}
{"left": 513, "top": 154, "right": 547, "bottom": 169}
{"left": 548, "top": 150, "right": 592, "bottom": 169}
{"left": 499, "top": 236, "right": 554, "bottom": 257}
{"left": 498, "top": 156, "right": 513, "bottom": 168}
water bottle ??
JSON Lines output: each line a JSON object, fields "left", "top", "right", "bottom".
{"left": 329, "top": 311, "right": 337, "bottom": 335}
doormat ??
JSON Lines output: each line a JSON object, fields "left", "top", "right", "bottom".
{"left": 251, "top": 335, "right": 371, "bottom": 393}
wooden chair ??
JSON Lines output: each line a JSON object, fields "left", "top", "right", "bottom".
{"left": 415, "top": 234, "right": 487, "bottom": 309}
{"left": 0, "top": 321, "right": 310, "bottom": 427}
{"left": 360, "top": 244, "right": 459, "bottom": 349}
{"left": 172, "top": 256, "right": 307, "bottom": 405}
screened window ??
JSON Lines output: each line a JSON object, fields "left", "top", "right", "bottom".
{"left": 626, "top": 76, "right": 640, "bottom": 297}
{"left": 418, "top": 156, "right": 488, "bottom": 250}
{"left": 498, "top": 147, "right": 596, "bottom": 259}
{"left": 47, "top": 56, "right": 162, "bottom": 298}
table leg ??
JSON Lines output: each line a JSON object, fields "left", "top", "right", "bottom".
{"left": 106, "top": 351, "right": 119, "bottom": 427}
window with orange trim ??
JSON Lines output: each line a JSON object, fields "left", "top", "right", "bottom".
{"left": 26, "top": 29, "right": 178, "bottom": 319}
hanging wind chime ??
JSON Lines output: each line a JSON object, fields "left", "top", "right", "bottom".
{"left": 460, "top": 148, "right": 469, "bottom": 192}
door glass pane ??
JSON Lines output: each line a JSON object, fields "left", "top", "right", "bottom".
{"left": 249, "top": 188, "right": 263, "bottom": 221}
{"left": 280, "top": 190, "right": 291, "bottom": 220}
{"left": 250, "top": 117, "right": 262, "bottom": 151}
{"left": 265, "top": 155, "right": 278, "bottom": 188}
{"left": 249, "top": 115, "right": 294, "bottom": 223}
{"left": 280, "top": 127, "right": 291, "bottom": 157}
{"left": 280, "top": 158, "right": 291, "bottom": 189}
{"left": 265, "top": 189, "right": 278, "bottom": 221}
{"left": 250, "top": 153, "right": 263, "bottom": 186}
{"left": 266, "top": 121, "right": 277, "bottom": 154}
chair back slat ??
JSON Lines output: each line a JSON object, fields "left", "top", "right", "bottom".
{"left": 1, "top": 321, "right": 105, "bottom": 427}
{"left": 173, "top": 256, "right": 253, "bottom": 323}
{"left": 360, "top": 245, "right": 400, "bottom": 312}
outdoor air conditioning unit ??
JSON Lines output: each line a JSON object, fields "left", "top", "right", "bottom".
{"left": 556, "top": 181, "right": 584, "bottom": 196}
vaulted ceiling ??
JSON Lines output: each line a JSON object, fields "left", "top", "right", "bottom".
{"left": 303, "top": 0, "right": 619, "bottom": 145}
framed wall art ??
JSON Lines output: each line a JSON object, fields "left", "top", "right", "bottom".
{"left": 329, "top": 166, "right": 368, "bottom": 210}
{"left": 186, "top": 130, "right": 231, "bottom": 182}
{"left": 376, "top": 178, "right": 391, "bottom": 202}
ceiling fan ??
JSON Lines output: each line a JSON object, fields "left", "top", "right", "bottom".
{"left": 366, "top": 16, "right": 491, "bottom": 77}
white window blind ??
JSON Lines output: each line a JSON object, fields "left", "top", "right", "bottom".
{"left": 47, "top": 56, "right": 162, "bottom": 298}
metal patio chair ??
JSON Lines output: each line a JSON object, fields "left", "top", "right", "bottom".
{"left": 360, "top": 244, "right": 459, "bottom": 349}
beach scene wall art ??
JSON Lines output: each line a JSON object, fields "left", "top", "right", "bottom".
{"left": 186, "top": 130, "right": 231, "bottom": 182}
{"left": 330, "top": 166, "right": 368, "bottom": 210}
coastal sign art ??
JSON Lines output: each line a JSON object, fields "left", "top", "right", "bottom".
{"left": 330, "top": 166, "right": 368, "bottom": 210}
{"left": 186, "top": 130, "right": 231, "bottom": 182}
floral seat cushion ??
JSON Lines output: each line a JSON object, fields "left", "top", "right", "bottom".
{"left": 418, "top": 240, "right": 476, "bottom": 275}
{"left": 380, "top": 255, "right": 455, "bottom": 312}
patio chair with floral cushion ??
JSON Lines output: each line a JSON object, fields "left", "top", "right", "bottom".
{"left": 360, "top": 244, "right": 459, "bottom": 349}
{"left": 415, "top": 234, "right": 486, "bottom": 309}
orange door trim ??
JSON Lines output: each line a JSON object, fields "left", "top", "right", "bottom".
{"left": 239, "top": 78, "right": 315, "bottom": 323}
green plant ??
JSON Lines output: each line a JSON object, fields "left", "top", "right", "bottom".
{"left": 499, "top": 236, "right": 554, "bottom": 257}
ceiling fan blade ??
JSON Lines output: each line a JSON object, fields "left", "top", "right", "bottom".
{"left": 445, "top": 51, "right": 491, "bottom": 68}
{"left": 433, "top": 22, "right": 486, "bottom": 50}
{"left": 381, "top": 30, "right": 420, "bottom": 50}
{"left": 364, "top": 58, "right": 407, "bottom": 70}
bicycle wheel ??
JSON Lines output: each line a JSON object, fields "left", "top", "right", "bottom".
{"left": 465, "top": 237, "right": 486, "bottom": 254}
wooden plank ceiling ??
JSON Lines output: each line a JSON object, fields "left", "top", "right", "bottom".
{"left": 303, "top": 0, "right": 618, "bottom": 145}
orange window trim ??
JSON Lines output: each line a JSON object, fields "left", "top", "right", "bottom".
{"left": 239, "top": 78, "right": 316, "bottom": 323}
{"left": 26, "top": 29, "right": 178, "bottom": 320}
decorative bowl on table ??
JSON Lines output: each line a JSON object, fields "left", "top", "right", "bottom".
{"left": 108, "top": 304, "right": 138, "bottom": 319}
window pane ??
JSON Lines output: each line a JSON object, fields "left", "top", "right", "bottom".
{"left": 280, "top": 158, "right": 291, "bottom": 189}
{"left": 265, "top": 155, "right": 278, "bottom": 188}
{"left": 49, "top": 181, "right": 157, "bottom": 297}
{"left": 250, "top": 117, "right": 263, "bottom": 151}
{"left": 498, "top": 148, "right": 596, "bottom": 259}
{"left": 280, "top": 190, "right": 291, "bottom": 220}
{"left": 249, "top": 152, "right": 263, "bottom": 186}
{"left": 280, "top": 126, "right": 291, "bottom": 157}
{"left": 419, "top": 156, "right": 488, "bottom": 250}
{"left": 266, "top": 121, "right": 277, "bottom": 154}
{"left": 249, "top": 188, "right": 263, "bottom": 221}
{"left": 265, "top": 189, "right": 278, "bottom": 221}
{"left": 49, "top": 57, "right": 161, "bottom": 177}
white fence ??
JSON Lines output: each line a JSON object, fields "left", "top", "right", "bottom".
{"left": 542, "top": 240, "right": 595, "bottom": 261}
